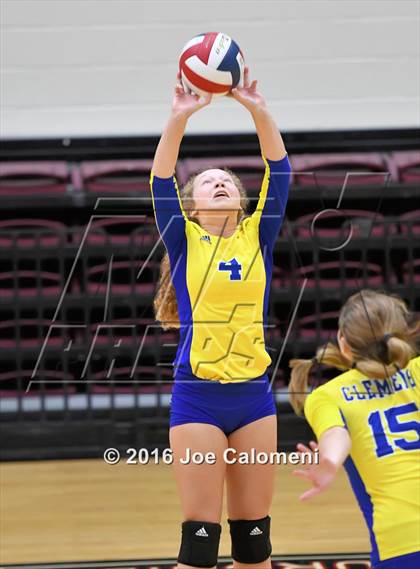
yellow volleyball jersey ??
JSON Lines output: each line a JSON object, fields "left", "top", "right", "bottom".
{"left": 150, "top": 154, "right": 291, "bottom": 383}
{"left": 304, "top": 356, "right": 420, "bottom": 563}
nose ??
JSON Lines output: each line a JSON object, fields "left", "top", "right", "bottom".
{"left": 215, "top": 181, "right": 225, "bottom": 187}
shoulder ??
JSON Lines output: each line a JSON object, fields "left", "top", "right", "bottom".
{"left": 263, "top": 153, "right": 291, "bottom": 173}
{"left": 407, "top": 355, "right": 420, "bottom": 370}
{"left": 407, "top": 356, "right": 420, "bottom": 380}
{"left": 305, "top": 369, "right": 359, "bottom": 408}
{"left": 150, "top": 171, "right": 176, "bottom": 185}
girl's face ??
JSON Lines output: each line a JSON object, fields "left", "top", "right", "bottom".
{"left": 191, "top": 169, "right": 241, "bottom": 219}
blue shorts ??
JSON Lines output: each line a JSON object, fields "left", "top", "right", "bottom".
{"left": 373, "top": 551, "right": 420, "bottom": 568}
{"left": 169, "top": 372, "right": 277, "bottom": 436}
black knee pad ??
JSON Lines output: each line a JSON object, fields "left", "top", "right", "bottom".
{"left": 177, "top": 520, "right": 221, "bottom": 568}
{"left": 228, "top": 515, "right": 272, "bottom": 563}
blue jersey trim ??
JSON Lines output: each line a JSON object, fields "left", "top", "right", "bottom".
{"left": 166, "top": 238, "right": 193, "bottom": 378}
{"left": 344, "top": 456, "right": 380, "bottom": 565}
{"left": 258, "top": 155, "right": 291, "bottom": 249}
{"left": 150, "top": 174, "right": 186, "bottom": 249}
{"left": 259, "top": 236, "right": 273, "bottom": 362}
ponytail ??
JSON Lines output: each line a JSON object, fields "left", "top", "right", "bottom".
{"left": 289, "top": 342, "right": 349, "bottom": 415}
{"left": 289, "top": 289, "right": 419, "bottom": 416}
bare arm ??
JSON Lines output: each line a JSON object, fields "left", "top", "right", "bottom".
{"left": 152, "top": 114, "right": 188, "bottom": 178}
{"left": 230, "top": 67, "right": 290, "bottom": 245}
{"left": 152, "top": 76, "right": 212, "bottom": 178}
{"left": 318, "top": 425, "right": 351, "bottom": 467}
{"left": 293, "top": 427, "right": 352, "bottom": 501}
{"left": 231, "top": 67, "right": 286, "bottom": 161}
{"left": 252, "top": 107, "right": 286, "bottom": 161}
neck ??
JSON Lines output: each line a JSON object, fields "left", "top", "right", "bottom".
{"left": 199, "top": 213, "right": 238, "bottom": 238}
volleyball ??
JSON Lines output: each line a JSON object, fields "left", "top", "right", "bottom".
{"left": 179, "top": 32, "right": 245, "bottom": 97}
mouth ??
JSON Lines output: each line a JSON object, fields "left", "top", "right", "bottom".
{"left": 213, "top": 190, "right": 230, "bottom": 199}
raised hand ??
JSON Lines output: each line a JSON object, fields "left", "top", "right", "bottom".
{"left": 172, "top": 72, "right": 212, "bottom": 119}
{"left": 229, "top": 66, "right": 267, "bottom": 114}
{"left": 292, "top": 441, "right": 339, "bottom": 501}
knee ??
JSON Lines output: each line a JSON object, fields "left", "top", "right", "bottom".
{"left": 177, "top": 520, "right": 221, "bottom": 568}
{"left": 228, "top": 515, "right": 272, "bottom": 563}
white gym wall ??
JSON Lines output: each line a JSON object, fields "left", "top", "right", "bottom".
{"left": 1, "top": 0, "right": 419, "bottom": 139}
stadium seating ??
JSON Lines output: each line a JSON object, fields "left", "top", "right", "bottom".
{"left": 0, "top": 161, "right": 70, "bottom": 196}
{"left": 293, "top": 209, "right": 397, "bottom": 239}
{"left": 290, "top": 152, "right": 389, "bottom": 187}
{"left": 0, "top": 219, "right": 67, "bottom": 248}
{"left": 282, "top": 260, "right": 385, "bottom": 289}
{"left": 85, "top": 260, "right": 158, "bottom": 295}
{"left": 399, "top": 210, "right": 420, "bottom": 236}
{"left": 0, "top": 270, "right": 77, "bottom": 299}
{"left": 388, "top": 150, "right": 420, "bottom": 183}
{"left": 89, "top": 365, "right": 173, "bottom": 394}
{"left": 0, "top": 369, "right": 76, "bottom": 397}
{"left": 178, "top": 155, "right": 267, "bottom": 188}
{"left": 297, "top": 311, "right": 340, "bottom": 340}
{"left": 73, "top": 159, "right": 153, "bottom": 195}
{"left": 0, "top": 148, "right": 417, "bottom": 441}
{"left": 77, "top": 318, "right": 177, "bottom": 348}
{"left": 0, "top": 319, "right": 71, "bottom": 349}
{"left": 402, "top": 259, "right": 420, "bottom": 285}
{"left": 88, "top": 216, "right": 156, "bottom": 245}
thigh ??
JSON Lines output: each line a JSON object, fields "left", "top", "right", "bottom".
{"left": 226, "top": 414, "right": 277, "bottom": 519}
{"left": 170, "top": 422, "right": 228, "bottom": 522}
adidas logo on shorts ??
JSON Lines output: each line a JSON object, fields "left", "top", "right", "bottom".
{"left": 195, "top": 526, "right": 209, "bottom": 537}
{"left": 250, "top": 526, "right": 263, "bottom": 536}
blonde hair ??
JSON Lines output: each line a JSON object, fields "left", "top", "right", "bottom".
{"left": 153, "top": 168, "right": 249, "bottom": 330}
{"left": 289, "top": 289, "right": 420, "bottom": 415}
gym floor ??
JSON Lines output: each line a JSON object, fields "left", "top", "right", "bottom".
{"left": 1, "top": 459, "right": 369, "bottom": 565}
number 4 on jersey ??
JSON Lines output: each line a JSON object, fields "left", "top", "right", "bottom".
{"left": 218, "top": 257, "right": 242, "bottom": 280}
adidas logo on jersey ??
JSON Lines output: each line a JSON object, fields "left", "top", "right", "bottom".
{"left": 250, "top": 526, "right": 263, "bottom": 536}
{"left": 200, "top": 235, "right": 211, "bottom": 244}
{"left": 195, "top": 526, "right": 209, "bottom": 537}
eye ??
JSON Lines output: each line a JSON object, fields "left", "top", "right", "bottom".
{"left": 202, "top": 179, "right": 210, "bottom": 184}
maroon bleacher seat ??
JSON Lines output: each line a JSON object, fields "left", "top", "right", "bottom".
{"left": 294, "top": 209, "right": 397, "bottom": 238}
{"left": 290, "top": 153, "right": 388, "bottom": 187}
{"left": 178, "top": 156, "right": 283, "bottom": 190}
{"left": 0, "top": 161, "right": 70, "bottom": 196}
{"left": 71, "top": 216, "right": 157, "bottom": 246}
{"left": 0, "top": 219, "right": 67, "bottom": 248}
{"left": 387, "top": 151, "right": 420, "bottom": 183}
{"left": 399, "top": 210, "right": 420, "bottom": 236}
{"left": 86, "top": 260, "right": 158, "bottom": 295}
{"left": 402, "top": 260, "right": 420, "bottom": 285}
{"left": 0, "top": 369, "right": 76, "bottom": 397}
{"left": 283, "top": 261, "right": 385, "bottom": 289}
{"left": 0, "top": 319, "right": 71, "bottom": 348}
{"left": 89, "top": 365, "right": 173, "bottom": 394}
{"left": 73, "top": 160, "right": 153, "bottom": 194}
{"left": 270, "top": 266, "right": 283, "bottom": 288}
{"left": 0, "top": 270, "right": 78, "bottom": 299}
{"left": 270, "top": 368, "right": 286, "bottom": 389}
{"left": 77, "top": 318, "right": 177, "bottom": 348}
{"left": 297, "top": 311, "right": 340, "bottom": 339}
{"left": 264, "top": 316, "right": 283, "bottom": 342}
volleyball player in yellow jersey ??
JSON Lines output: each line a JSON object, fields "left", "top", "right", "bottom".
{"left": 288, "top": 289, "right": 420, "bottom": 569}
{"left": 150, "top": 67, "right": 291, "bottom": 567}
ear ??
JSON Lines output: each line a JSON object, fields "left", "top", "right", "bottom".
{"left": 337, "top": 331, "right": 353, "bottom": 362}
